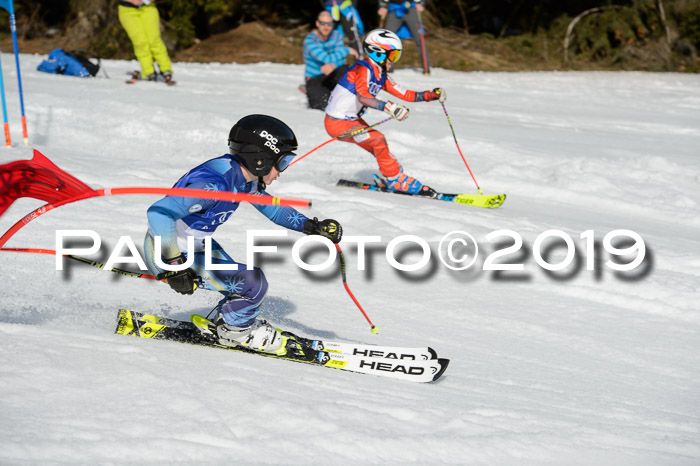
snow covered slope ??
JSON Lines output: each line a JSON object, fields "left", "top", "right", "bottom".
{"left": 1, "top": 55, "right": 699, "bottom": 464}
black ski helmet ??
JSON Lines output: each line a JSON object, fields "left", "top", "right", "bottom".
{"left": 228, "top": 114, "right": 298, "bottom": 177}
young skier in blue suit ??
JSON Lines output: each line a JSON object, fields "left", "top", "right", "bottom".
{"left": 144, "top": 115, "right": 342, "bottom": 354}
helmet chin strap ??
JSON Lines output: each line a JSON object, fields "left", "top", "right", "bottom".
{"left": 257, "top": 176, "right": 266, "bottom": 192}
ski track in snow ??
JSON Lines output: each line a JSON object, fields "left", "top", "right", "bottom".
{"left": 0, "top": 55, "right": 699, "bottom": 464}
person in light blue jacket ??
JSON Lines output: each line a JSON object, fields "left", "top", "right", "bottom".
{"left": 303, "top": 10, "right": 359, "bottom": 110}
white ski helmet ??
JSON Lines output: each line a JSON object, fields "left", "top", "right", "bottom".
{"left": 363, "top": 29, "right": 402, "bottom": 66}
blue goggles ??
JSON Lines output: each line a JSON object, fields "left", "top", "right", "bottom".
{"left": 275, "top": 154, "right": 295, "bottom": 172}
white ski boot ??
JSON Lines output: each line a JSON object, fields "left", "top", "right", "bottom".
{"left": 217, "top": 319, "right": 285, "bottom": 355}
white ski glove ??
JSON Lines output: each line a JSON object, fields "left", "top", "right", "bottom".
{"left": 435, "top": 88, "right": 446, "bottom": 103}
{"left": 424, "top": 88, "right": 446, "bottom": 103}
{"left": 384, "top": 101, "right": 410, "bottom": 121}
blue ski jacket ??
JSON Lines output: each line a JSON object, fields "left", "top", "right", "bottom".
{"left": 146, "top": 155, "right": 309, "bottom": 260}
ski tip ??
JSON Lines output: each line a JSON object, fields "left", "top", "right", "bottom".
{"left": 494, "top": 194, "right": 507, "bottom": 208}
{"left": 427, "top": 347, "right": 439, "bottom": 360}
{"left": 432, "top": 358, "right": 450, "bottom": 382}
{"left": 115, "top": 309, "right": 134, "bottom": 335}
{"left": 484, "top": 193, "right": 506, "bottom": 208}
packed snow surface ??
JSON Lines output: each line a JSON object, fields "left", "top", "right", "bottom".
{"left": 1, "top": 54, "right": 699, "bottom": 464}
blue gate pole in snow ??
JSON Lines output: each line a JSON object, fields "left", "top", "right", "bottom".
{"left": 0, "top": 51, "right": 11, "bottom": 147}
{"left": 0, "top": 0, "right": 28, "bottom": 146}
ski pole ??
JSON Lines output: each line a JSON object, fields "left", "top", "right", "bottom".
{"left": 350, "top": 14, "right": 364, "bottom": 59}
{"left": 338, "top": 115, "right": 393, "bottom": 140}
{"left": 416, "top": 9, "right": 430, "bottom": 76}
{"left": 288, "top": 137, "right": 335, "bottom": 168}
{"left": 335, "top": 243, "right": 378, "bottom": 334}
{"left": 0, "top": 184, "right": 311, "bottom": 248}
{"left": 440, "top": 101, "right": 483, "bottom": 194}
{"left": 1, "top": 247, "right": 215, "bottom": 291}
{"left": 1, "top": 247, "right": 159, "bottom": 280}
{"left": 289, "top": 116, "right": 393, "bottom": 168}
{"left": 4, "top": 0, "right": 28, "bottom": 144}
{"left": 0, "top": 51, "right": 10, "bottom": 147}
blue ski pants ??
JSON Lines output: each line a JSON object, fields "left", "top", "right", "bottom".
{"left": 144, "top": 234, "right": 267, "bottom": 328}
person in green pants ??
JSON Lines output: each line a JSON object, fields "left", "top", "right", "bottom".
{"left": 118, "top": 0, "right": 174, "bottom": 83}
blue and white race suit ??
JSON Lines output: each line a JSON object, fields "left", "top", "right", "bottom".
{"left": 144, "top": 154, "right": 309, "bottom": 327}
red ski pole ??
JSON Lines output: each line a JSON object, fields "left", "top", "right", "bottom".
{"left": 336, "top": 243, "right": 378, "bottom": 334}
{"left": 417, "top": 9, "right": 430, "bottom": 76}
{"left": 0, "top": 186, "right": 311, "bottom": 249}
{"left": 288, "top": 137, "right": 335, "bottom": 168}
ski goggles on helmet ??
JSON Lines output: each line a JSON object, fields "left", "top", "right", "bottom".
{"left": 386, "top": 49, "right": 401, "bottom": 63}
{"left": 366, "top": 45, "right": 401, "bottom": 64}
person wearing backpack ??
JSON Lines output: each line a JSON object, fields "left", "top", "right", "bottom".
{"left": 118, "top": 0, "right": 174, "bottom": 83}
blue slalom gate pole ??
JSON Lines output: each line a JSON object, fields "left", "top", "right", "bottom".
{"left": 0, "top": 51, "right": 11, "bottom": 147}
{"left": 0, "top": 0, "right": 28, "bottom": 145}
